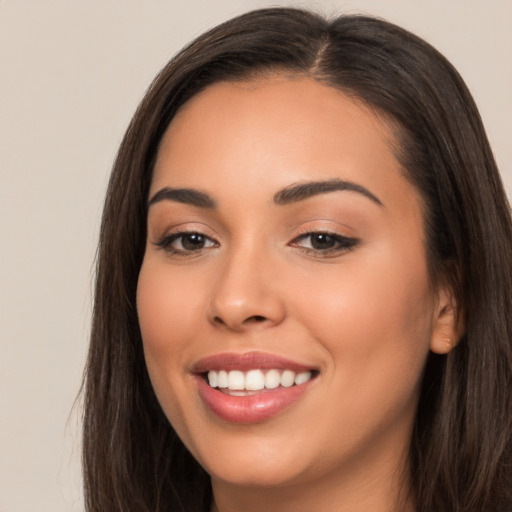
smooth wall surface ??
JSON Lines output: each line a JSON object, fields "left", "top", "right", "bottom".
{"left": 1, "top": 1, "right": 510, "bottom": 510}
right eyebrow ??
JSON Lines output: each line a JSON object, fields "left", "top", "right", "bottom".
{"left": 273, "top": 179, "right": 383, "bottom": 207}
{"left": 147, "top": 187, "right": 217, "bottom": 209}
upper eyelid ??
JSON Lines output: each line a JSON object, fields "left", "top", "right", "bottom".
{"left": 153, "top": 232, "right": 219, "bottom": 257}
{"left": 155, "top": 230, "right": 218, "bottom": 244}
{"left": 292, "top": 230, "right": 354, "bottom": 239}
{"left": 290, "top": 225, "right": 356, "bottom": 240}
{"left": 152, "top": 223, "right": 218, "bottom": 239}
{"left": 291, "top": 231, "right": 358, "bottom": 244}
{"left": 151, "top": 221, "right": 358, "bottom": 246}
{"left": 159, "top": 228, "right": 353, "bottom": 240}
{"left": 290, "top": 230, "right": 359, "bottom": 248}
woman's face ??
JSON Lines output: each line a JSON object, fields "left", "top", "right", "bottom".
{"left": 137, "top": 77, "right": 456, "bottom": 496}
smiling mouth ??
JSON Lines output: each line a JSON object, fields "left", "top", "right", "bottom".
{"left": 205, "top": 369, "right": 318, "bottom": 395}
{"left": 193, "top": 352, "right": 319, "bottom": 422}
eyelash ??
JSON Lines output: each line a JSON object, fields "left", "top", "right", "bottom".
{"left": 154, "top": 231, "right": 219, "bottom": 257}
{"left": 289, "top": 231, "right": 359, "bottom": 257}
{"left": 154, "top": 230, "right": 359, "bottom": 258}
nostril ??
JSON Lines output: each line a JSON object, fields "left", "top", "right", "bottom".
{"left": 211, "top": 314, "right": 268, "bottom": 329}
{"left": 246, "top": 315, "right": 267, "bottom": 323}
{"left": 209, "top": 311, "right": 273, "bottom": 331}
{"left": 213, "top": 316, "right": 226, "bottom": 326}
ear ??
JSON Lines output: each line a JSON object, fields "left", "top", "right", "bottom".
{"left": 430, "top": 284, "right": 464, "bottom": 355}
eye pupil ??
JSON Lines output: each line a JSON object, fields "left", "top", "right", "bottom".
{"left": 311, "top": 233, "right": 335, "bottom": 250}
{"left": 182, "top": 233, "right": 205, "bottom": 250}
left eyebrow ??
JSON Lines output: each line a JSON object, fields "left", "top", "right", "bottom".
{"left": 148, "top": 187, "right": 217, "bottom": 209}
{"left": 273, "top": 179, "right": 384, "bottom": 207}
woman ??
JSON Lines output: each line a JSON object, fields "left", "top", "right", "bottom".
{"left": 82, "top": 7, "right": 512, "bottom": 512}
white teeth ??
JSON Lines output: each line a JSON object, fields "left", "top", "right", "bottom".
{"left": 206, "top": 369, "right": 313, "bottom": 391}
{"left": 265, "top": 369, "right": 281, "bottom": 389}
{"left": 295, "top": 371, "right": 311, "bottom": 385}
{"left": 217, "top": 370, "right": 228, "bottom": 388}
{"left": 245, "top": 369, "right": 265, "bottom": 391}
{"left": 281, "top": 370, "right": 295, "bottom": 388}
{"left": 228, "top": 370, "right": 245, "bottom": 390}
{"left": 207, "top": 371, "right": 218, "bottom": 388}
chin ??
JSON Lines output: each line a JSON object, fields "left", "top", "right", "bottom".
{"left": 184, "top": 424, "right": 314, "bottom": 488}
{"left": 205, "top": 456, "right": 308, "bottom": 488}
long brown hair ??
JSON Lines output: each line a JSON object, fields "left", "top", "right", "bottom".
{"left": 82, "top": 8, "right": 512, "bottom": 511}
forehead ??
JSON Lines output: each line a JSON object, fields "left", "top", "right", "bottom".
{"left": 151, "top": 77, "right": 415, "bottom": 213}
{"left": 158, "top": 76, "right": 396, "bottom": 160}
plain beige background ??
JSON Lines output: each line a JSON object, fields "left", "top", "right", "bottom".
{"left": 0, "top": 1, "right": 510, "bottom": 511}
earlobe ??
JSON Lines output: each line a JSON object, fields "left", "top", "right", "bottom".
{"left": 430, "top": 286, "right": 463, "bottom": 355}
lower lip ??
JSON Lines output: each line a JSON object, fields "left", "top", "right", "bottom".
{"left": 195, "top": 376, "right": 313, "bottom": 424}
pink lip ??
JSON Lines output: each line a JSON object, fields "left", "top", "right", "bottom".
{"left": 192, "top": 351, "right": 314, "bottom": 373}
{"left": 195, "top": 376, "right": 314, "bottom": 423}
{"left": 192, "top": 352, "right": 317, "bottom": 424}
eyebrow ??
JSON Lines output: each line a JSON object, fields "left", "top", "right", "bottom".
{"left": 148, "top": 187, "right": 217, "bottom": 208}
{"left": 148, "top": 178, "right": 383, "bottom": 210}
{"left": 273, "top": 179, "right": 383, "bottom": 207}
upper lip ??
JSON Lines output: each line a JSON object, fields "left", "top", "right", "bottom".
{"left": 192, "top": 351, "right": 316, "bottom": 373}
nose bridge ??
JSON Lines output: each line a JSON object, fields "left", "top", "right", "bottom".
{"left": 208, "top": 236, "right": 285, "bottom": 330}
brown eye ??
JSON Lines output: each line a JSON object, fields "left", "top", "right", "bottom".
{"left": 155, "top": 231, "right": 218, "bottom": 255}
{"left": 181, "top": 233, "right": 207, "bottom": 251}
{"left": 309, "top": 233, "right": 336, "bottom": 250}
{"left": 290, "top": 231, "right": 359, "bottom": 256}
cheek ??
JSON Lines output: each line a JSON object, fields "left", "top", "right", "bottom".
{"left": 136, "top": 258, "right": 205, "bottom": 414}
{"left": 290, "top": 244, "right": 434, "bottom": 389}
{"left": 136, "top": 258, "right": 206, "bottom": 433}
{"left": 137, "top": 259, "right": 203, "bottom": 355}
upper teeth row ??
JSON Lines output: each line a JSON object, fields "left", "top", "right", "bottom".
{"left": 207, "top": 369, "right": 312, "bottom": 391}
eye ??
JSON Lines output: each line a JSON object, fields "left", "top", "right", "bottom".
{"left": 290, "top": 231, "right": 358, "bottom": 256}
{"left": 155, "top": 231, "right": 218, "bottom": 255}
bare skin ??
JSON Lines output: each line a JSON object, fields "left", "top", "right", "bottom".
{"left": 137, "top": 76, "right": 459, "bottom": 512}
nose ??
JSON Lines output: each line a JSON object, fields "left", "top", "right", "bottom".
{"left": 207, "top": 245, "right": 286, "bottom": 331}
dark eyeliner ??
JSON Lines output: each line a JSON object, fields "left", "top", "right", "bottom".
{"left": 291, "top": 231, "right": 359, "bottom": 256}
{"left": 153, "top": 231, "right": 218, "bottom": 256}
{"left": 153, "top": 233, "right": 179, "bottom": 249}
{"left": 153, "top": 233, "right": 186, "bottom": 256}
